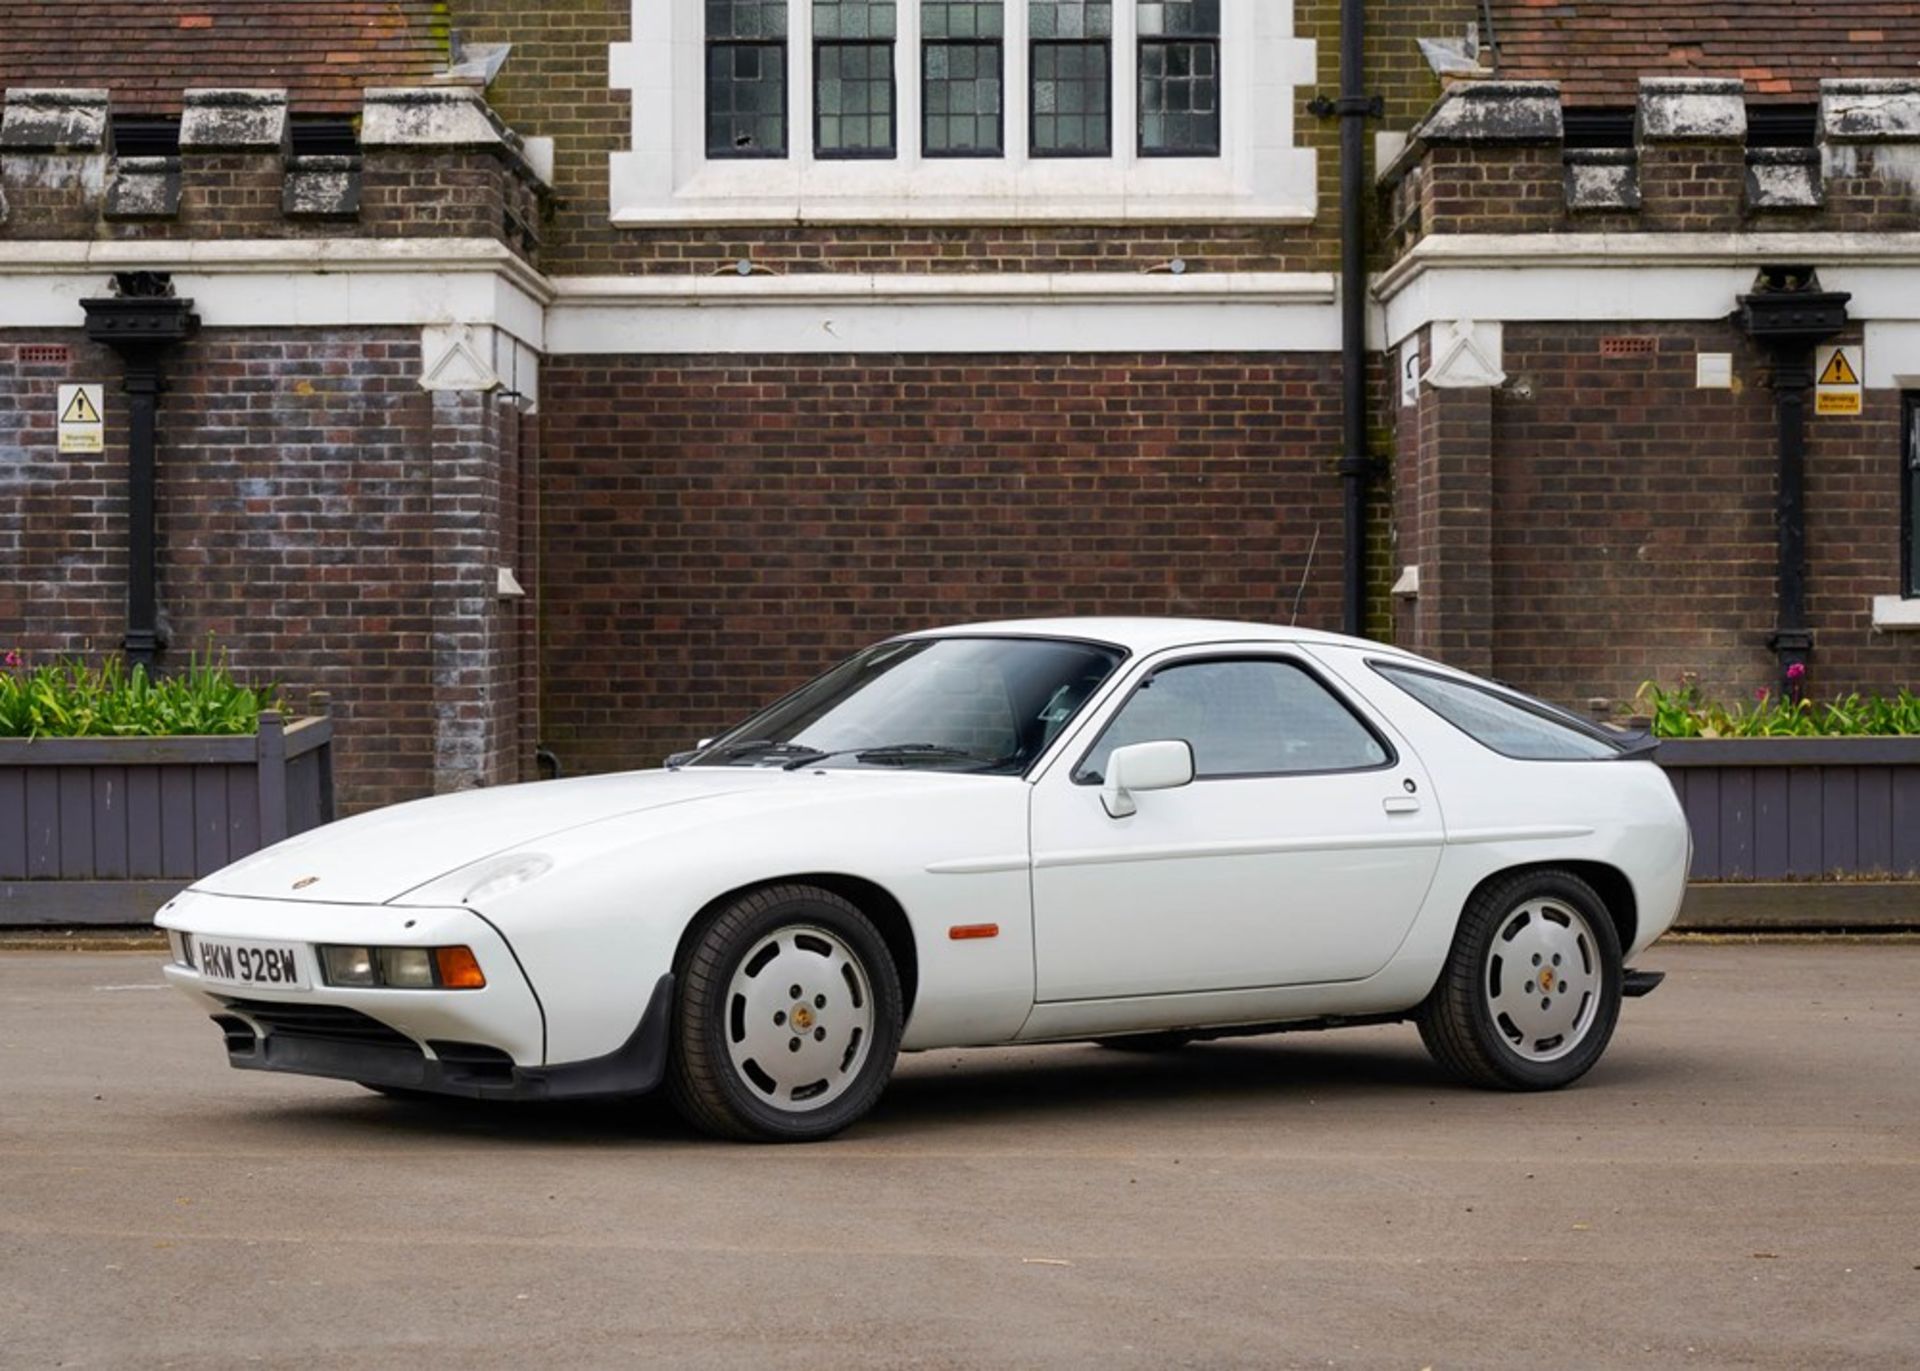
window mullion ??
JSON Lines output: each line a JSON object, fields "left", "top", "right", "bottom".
{"left": 1112, "top": 0, "right": 1137, "bottom": 166}
{"left": 1005, "top": 0, "right": 1030, "bottom": 167}
{"left": 794, "top": 0, "right": 817, "bottom": 169}
{"left": 899, "top": 0, "right": 922, "bottom": 161}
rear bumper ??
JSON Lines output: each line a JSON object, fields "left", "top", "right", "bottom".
{"left": 213, "top": 974, "right": 674, "bottom": 1101}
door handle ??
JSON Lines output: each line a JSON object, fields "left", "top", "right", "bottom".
{"left": 1382, "top": 797, "right": 1421, "bottom": 815}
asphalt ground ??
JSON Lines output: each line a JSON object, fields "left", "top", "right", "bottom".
{"left": 1, "top": 943, "right": 1916, "bottom": 1370}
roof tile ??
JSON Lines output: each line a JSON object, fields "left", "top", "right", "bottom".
{"left": 0, "top": 1, "right": 449, "bottom": 114}
{"left": 1491, "top": 2, "right": 1920, "bottom": 103}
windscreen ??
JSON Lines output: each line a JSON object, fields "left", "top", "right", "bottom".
{"left": 690, "top": 636, "right": 1125, "bottom": 774}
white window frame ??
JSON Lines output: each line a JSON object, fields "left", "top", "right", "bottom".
{"left": 609, "top": 0, "right": 1317, "bottom": 224}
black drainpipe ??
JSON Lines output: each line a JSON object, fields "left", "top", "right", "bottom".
{"left": 1735, "top": 266, "right": 1849, "bottom": 701}
{"left": 81, "top": 273, "right": 200, "bottom": 673}
{"left": 1313, "top": 0, "right": 1382, "bottom": 638}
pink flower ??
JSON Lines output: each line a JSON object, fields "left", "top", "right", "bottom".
{"left": 1786, "top": 662, "right": 1807, "bottom": 681}
{"left": 3, "top": 649, "right": 19, "bottom": 669}
{"left": 1754, "top": 687, "right": 1769, "bottom": 703}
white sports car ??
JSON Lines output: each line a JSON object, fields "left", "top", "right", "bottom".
{"left": 158, "top": 619, "right": 1687, "bottom": 1141}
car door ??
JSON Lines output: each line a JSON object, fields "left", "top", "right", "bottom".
{"left": 1028, "top": 650, "right": 1444, "bottom": 1002}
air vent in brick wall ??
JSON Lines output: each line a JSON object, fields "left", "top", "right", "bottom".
{"left": 17, "top": 345, "right": 71, "bottom": 365}
{"left": 1600, "top": 336, "right": 1658, "bottom": 357}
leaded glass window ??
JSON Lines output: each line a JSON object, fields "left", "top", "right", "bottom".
{"left": 924, "top": 2, "right": 1004, "bottom": 157}
{"left": 706, "top": 0, "right": 789, "bottom": 158}
{"left": 815, "top": 0, "right": 897, "bottom": 157}
{"left": 1030, "top": 0, "right": 1111, "bottom": 157}
{"left": 1138, "top": 0, "right": 1219, "bottom": 156}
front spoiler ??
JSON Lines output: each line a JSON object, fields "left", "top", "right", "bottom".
{"left": 217, "top": 973, "right": 676, "bottom": 1102}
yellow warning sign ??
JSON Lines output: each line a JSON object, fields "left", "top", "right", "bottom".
{"left": 1814, "top": 344, "right": 1864, "bottom": 419}
{"left": 56, "top": 383, "right": 105, "bottom": 453}
{"left": 1818, "top": 350, "right": 1860, "bottom": 388}
{"left": 60, "top": 388, "right": 101, "bottom": 425}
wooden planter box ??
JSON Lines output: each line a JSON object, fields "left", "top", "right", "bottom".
{"left": 1656, "top": 737, "right": 1920, "bottom": 882}
{"left": 0, "top": 706, "right": 334, "bottom": 926}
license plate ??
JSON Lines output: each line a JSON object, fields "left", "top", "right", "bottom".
{"left": 194, "top": 937, "right": 309, "bottom": 990}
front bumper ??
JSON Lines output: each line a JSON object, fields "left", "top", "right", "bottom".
{"left": 211, "top": 974, "right": 674, "bottom": 1101}
{"left": 157, "top": 890, "right": 672, "bottom": 1102}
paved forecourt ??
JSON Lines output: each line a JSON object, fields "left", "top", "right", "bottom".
{"left": 1, "top": 942, "right": 1916, "bottom": 1368}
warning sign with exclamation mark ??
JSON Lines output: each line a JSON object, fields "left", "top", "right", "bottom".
{"left": 57, "top": 384, "right": 105, "bottom": 453}
{"left": 1815, "top": 345, "right": 1863, "bottom": 417}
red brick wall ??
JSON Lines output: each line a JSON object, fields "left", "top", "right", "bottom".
{"left": 1483, "top": 321, "right": 1919, "bottom": 709}
{"left": 0, "top": 329, "right": 529, "bottom": 812}
{"left": 538, "top": 352, "right": 1365, "bottom": 774}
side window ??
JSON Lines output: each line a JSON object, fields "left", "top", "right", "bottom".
{"left": 1075, "top": 658, "right": 1390, "bottom": 783}
{"left": 1373, "top": 663, "right": 1620, "bottom": 761}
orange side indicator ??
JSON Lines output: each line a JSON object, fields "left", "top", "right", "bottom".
{"left": 434, "top": 946, "right": 488, "bottom": 989}
{"left": 949, "top": 923, "right": 1000, "bottom": 941}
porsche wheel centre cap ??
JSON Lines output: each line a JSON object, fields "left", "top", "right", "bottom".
{"left": 791, "top": 1004, "right": 816, "bottom": 1032}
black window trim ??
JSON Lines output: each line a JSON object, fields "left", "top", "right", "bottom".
{"left": 705, "top": 37, "right": 791, "bottom": 160}
{"left": 813, "top": 36, "right": 900, "bottom": 160}
{"left": 1069, "top": 650, "right": 1400, "bottom": 787}
{"left": 1028, "top": 37, "right": 1113, "bottom": 159}
{"left": 1904, "top": 391, "right": 1919, "bottom": 600}
{"left": 921, "top": 34, "right": 1006, "bottom": 159}
{"left": 1366, "top": 658, "right": 1630, "bottom": 762}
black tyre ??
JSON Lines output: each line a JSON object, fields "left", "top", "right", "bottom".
{"left": 667, "top": 883, "right": 904, "bottom": 1142}
{"left": 1093, "top": 1032, "right": 1197, "bottom": 1053}
{"left": 1417, "top": 868, "right": 1623, "bottom": 1091}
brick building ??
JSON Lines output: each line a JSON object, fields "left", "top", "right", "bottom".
{"left": 2, "top": 1, "right": 1917, "bottom": 811}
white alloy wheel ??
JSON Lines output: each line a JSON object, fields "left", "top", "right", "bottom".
{"left": 724, "top": 924, "right": 877, "bottom": 1112}
{"left": 1417, "top": 867, "right": 1623, "bottom": 1091}
{"left": 668, "top": 883, "right": 904, "bottom": 1141}
{"left": 1483, "top": 898, "right": 1602, "bottom": 1063}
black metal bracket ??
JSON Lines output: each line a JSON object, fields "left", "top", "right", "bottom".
{"left": 1309, "top": 94, "right": 1385, "bottom": 120}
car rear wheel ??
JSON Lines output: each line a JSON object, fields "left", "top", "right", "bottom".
{"left": 1417, "top": 868, "right": 1623, "bottom": 1091}
{"left": 668, "top": 883, "right": 904, "bottom": 1142}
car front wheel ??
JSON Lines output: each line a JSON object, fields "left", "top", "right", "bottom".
{"left": 1417, "top": 868, "right": 1623, "bottom": 1091}
{"left": 668, "top": 883, "right": 903, "bottom": 1142}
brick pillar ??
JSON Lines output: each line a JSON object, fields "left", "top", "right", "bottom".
{"left": 427, "top": 382, "right": 523, "bottom": 794}
{"left": 1396, "top": 324, "right": 1498, "bottom": 676}
{"left": 177, "top": 89, "right": 289, "bottom": 235}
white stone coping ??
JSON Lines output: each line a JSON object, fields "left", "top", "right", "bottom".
{"left": 1872, "top": 596, "right": 1920, "bottom": 630}
{"left": 549, "top": 270, "right": 1335, "bottom": 308}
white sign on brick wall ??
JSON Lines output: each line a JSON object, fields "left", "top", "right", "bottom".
{"left": 57, "top": 384, "right": 104, "bottom": 454}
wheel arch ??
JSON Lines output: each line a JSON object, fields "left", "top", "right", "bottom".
{"left": 673, "top": 873, "right": 921, "bottom": 1024}
{"left": 1467, "top": 859, "right": 1639, "bottom": 956}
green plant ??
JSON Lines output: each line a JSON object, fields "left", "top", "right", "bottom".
{"left": 1636, "top": 678, "right": 1920, "bottom": 739}
{"left": 0, "top": 648, "right": 284, "bottom": 739}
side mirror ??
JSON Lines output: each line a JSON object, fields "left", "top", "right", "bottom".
{"left": 1101, "top": 740, "right": 1195, "bottom": 818}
